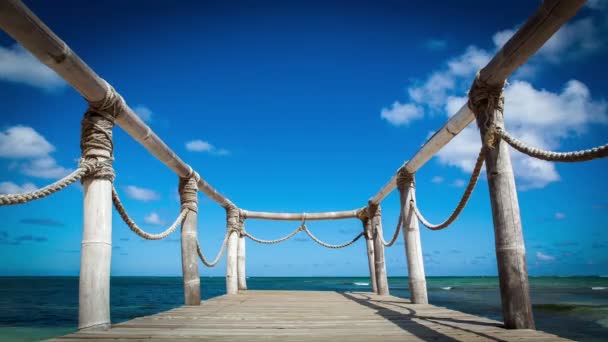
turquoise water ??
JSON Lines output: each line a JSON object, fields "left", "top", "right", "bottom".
{"left": 0, "top": 276, "right": 607, "bottom": 341}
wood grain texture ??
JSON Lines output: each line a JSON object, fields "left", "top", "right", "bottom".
{"left": 362, "top": 218, "right": 378, "bottom": 294}
{"left": 237, "top": 235, "right": 247, "bottom": 291}
{"left": 477, "top": 109, "right": 534, "bottom": 329}
{"left": 399, "top": 179, "right": 428, "bottom": 304}
{"left": 370, "top": 205, "right": 389, "bottom": 296}
{"left": 180, "top": 209, "right": 200, "bottom": 306}
{"left": 50, "top": 291, "right": 572, "bottom": 341}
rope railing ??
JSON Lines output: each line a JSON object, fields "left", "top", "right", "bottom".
{"left": 412, "top": 146, "right": 486, "bottom": 230}
{"left": 301, "top": 225, "right": 364, "bottom": 249}
{"left": 381, "top": 213, "right": 403, "bottom": 247}
{"left": 499, "top": 129, "right": 608, "bottom": 162}
{"left": 242, "top": 225, "right": 304, "bottom": 245}
{"left": 196, "top": 232, "right": 231, "bottom": 267}
{"left": 112, "top": 187, "right": 186, "bottom": 240}
{"left": 0, "top": 159, "right": 105, "bottom": 206}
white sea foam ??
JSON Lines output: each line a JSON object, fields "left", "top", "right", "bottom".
{"left": 591, "top": 287, "right": 607, "bottom": 290}
{"left": 354, "top": 282, "right": 369, "bottom": 286}
{"left": 440, "top": 286, "right": 453, "bottom": 290}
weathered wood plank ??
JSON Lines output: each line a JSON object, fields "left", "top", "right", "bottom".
{"left": 51, "top": 291, "right": 571, "bottom": 341}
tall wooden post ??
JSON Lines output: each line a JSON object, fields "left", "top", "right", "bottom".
{"left": 79, "top": 109, "right": 115, "bottom": 330}
{"left": 237, "top": 217, "right": 247, "bottom": 291}
{"left": 369, "top": 204, "right": 389, "bottom": 295}
{"left": 397, "top": 171, "right": 428, "bottom": 304}
{"left": 225, "top": 207, "right": 240, "bottom": 295}
{"left": 361, "top": 217, "right": 378, "bottom": 293}
{"left": 472, "top": 81, "right": 534, "bottom": 329}
{"left": 179, "top": 175, "right": 201, "bottom": 305}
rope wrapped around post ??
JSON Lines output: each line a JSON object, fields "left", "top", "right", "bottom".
{"left": 78, "top": 81, "right": 123, "bottom": 331}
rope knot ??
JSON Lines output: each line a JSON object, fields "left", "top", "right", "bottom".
{"left": 468, "top": 72, "right": 505, "bottom": 149}
{"left": 396, "top": 167, "right": 414, "bottom": 190}
{"left": 179, "top": 174, "right": 198, "bottom": 213}
{"left": 80, "top": 82, "right": 124, "bottom": 181}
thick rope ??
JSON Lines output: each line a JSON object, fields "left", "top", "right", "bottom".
{"left": 112, "top": 187, "right": 186, "bottom": 240}
{"left": 243, "top": 225, "right": 304, "bottom": 245}
{"left": 80, "top": 83, "right": 123, "bottom": 182}
{"left": 0, "top": 159, "right": 104, "bottom": 206}
{"left": 499, "top": 129, "right": 608, "bottom": 162}
{"left": 381, "top": 213, "right": 403, "bottom": 247}
{"left": 196, "top": 232, "right": 230, "bottom": 267}
{"left": 412, "top": 147, "right": 486, "bottom": 230}
{"left": 301, "top": 225, "right": 364, "bottom": 249}
{"left": 468, "top": 72, "right": 505, "bottom": 149}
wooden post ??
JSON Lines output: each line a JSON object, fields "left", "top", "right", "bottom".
{"left": 237, "top": 217, "right": 247, "bottom": 291}
{"left": 179, "top": 176, "right": 201, "bottom": 305}
{"left": 474, "top": 93, "right": 535, "bottom": 329}
{"left": 225, "top": 207, "right": 239, "bottom": 295}
{"left": 361, "top": 217, "right": 378, "bottom": 293}
{"left": 79, "top": 114, "right": 113, "bottom": 330}
{"left": 369, "top": 204, "right": 389, "bottom": 295}
{"left": 397, "top": 172, "right": 428, "bottom": 304}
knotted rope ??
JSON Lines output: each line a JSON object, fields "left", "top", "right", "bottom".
{"left": 179, "top": 170, "right": 199, "bottom": 213}
{"left": 0, "top": 82, "right": 123, "bottom": 206}
{"left": 468, "top": 72, "right": 505, "bottom": 149}
{"left": 80, "top": 82, "right": 124, "bottom": 182}
{"left": 412, "top": 147, "right": 486, "bottom": 230}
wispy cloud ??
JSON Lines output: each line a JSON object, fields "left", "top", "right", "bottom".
{"left": 0, "top": 44, "right": 66, "bottom": 90}
{"left": 536, "top": 251, "right": 555, "bottom": 262}
{"left": 123, "top": 185, "right": 160, "bottom": 202}
{"left": 19, "top": 218, "right": 65, "bottom": 227}
{"left": 185, "top": 139, "right": 230, "bottom": 156}
{"left": 143, "top": 212, "right": 165, "bottom": 226}
{"left": 0, "top": 181, "right": 37, "bottom": 194}
{"left": 133, "top": 105, "right": 153, "bottom": 123}
{"left": 554, "top": 212, "right": 566, "bottom": 220}
{"left": 381, "top": 102, "right": 423, "bottom": 126}
{"left": 431, "top": 176, "right": 444, "bottom": 184}
{"left": 0, "top": 125, "right": 72, "bottom": 181}
{"left": 381, "top": 6, "right": 608, "bottom": 190}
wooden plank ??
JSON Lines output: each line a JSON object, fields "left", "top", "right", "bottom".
{"left": 241, "top": 210, "right": 362, "bottom": 221}
{"left": 50, "top": 291, "right": 572, "bottom": 341}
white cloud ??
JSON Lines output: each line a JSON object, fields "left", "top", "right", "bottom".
{"left": 554, "top": 212, "right": 566, "bottom": 220}
{"left": 20, "top": 157, "right": 72, "bottom": 179}
{"left": 186, "top": 140, "right": 213, "bottom": 152}
{"left": 124, "top": 185, "right": 160, "bottom": 202}
{"left": 185, "top": 139, "right": 230, "bottom": 155}
{"left": 0, "top": 125, "right": 73, "bottom": 180}
{"left": 133, "top": 105, "right": 152, "bottom": 123}
{"left": 0, "top": 126, "right": 54, "bottom": 158}
{"left": 451, "top": 179, "right": 466, "bottom": 188}
{"left": 0, "top": 181, "right": 37, "bottom": 194}
{"left": 437, "top": 80, "right": 607, "bottom": 190}
{"left": 431, "top": 176, "right": 444, "bottom": 184}
{"left": 381, "top": 102, "right": 424, "bottom": 126}
{"left": 144, "top": 212, "right": 165, "bottom": 225}
{"left": 0, "top": 44, "right": 65, "bottom": 90}
{"left": 536, "top": 251, "right": 555, "bottom": 262}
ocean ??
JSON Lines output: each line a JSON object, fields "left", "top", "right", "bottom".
{"left": 0, "top": 276, "right": 606, "bottom": 341}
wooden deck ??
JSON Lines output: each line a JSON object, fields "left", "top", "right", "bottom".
{"left": 51, "top": 291, "right": 571, "bottom": 341}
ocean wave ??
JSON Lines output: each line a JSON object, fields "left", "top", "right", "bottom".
{"left": 440, "top": 286, "right": 453, "bottom": 290}
{"left": 591, "top": 287, "right": 607, "bottom": 290}
{"left": 353, "top": 282, "right": 369, "bottom": 286}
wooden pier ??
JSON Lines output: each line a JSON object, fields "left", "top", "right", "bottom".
{"left": 50, "top": 291, "right": 571, "bottom": 341}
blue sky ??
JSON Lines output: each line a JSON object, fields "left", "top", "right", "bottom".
{"left": 0, "top": 0, "right": 607, "bottom": 277}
